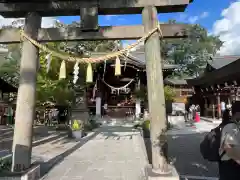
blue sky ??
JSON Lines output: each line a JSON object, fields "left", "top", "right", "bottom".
{"left": 55, "top": 0, "right": 238, "bottom": 55}
{"left": 57, "top": 0, "right": 232, "bottom": 30}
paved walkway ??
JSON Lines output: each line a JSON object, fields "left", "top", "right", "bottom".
{"left": 42, "top": 125, "right": 148, "bottom": 180}
{"left": 167, "top": 116, "right": 220, "bottom": 179}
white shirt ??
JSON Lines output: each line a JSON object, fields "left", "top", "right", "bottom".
{"left": 220, "top": 123, "right": 240, "bottom": 163}
{"left": 104, "top": 104, "right": 108, "bottom": 110}
{"left": 221, "top": 101, "right": 226, "bottom": 111}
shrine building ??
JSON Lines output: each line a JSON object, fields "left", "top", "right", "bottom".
{"left": 187, "top": 55, "right": 240, "bottom": 119}
{"left": 87, "top": 45, "right": 178, "bottom": 118}
{"left": 164, "top": 77, "right": 193, "bottom": 103}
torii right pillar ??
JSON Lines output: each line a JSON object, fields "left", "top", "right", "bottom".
{"left": 143, "top": 6, "right": 178, "bottom": 179}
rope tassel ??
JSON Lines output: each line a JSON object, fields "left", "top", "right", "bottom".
{"left": 86, "top": 63, "right": 93, "bottom": 83}
{"left": 115, "top": 56, "right": 121, "bottom": 76}
{"left": 59, "top": 60, "right": 66, "bottom": 79}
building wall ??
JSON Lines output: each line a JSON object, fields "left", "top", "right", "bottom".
{"left": 172, "top": 86, "right": 193, "bottom": 103}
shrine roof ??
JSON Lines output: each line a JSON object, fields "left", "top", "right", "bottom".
{"left": 128, "top": 50, "right": 178, "bottom": 69}
{"left": 187, "top": 55, "right": 240, "bottom": 87}
{"left": 91, "top": 46, "right": 179, "bottom": 70}
{"left": 164, "top": 77, "right": 187, "bottom": 85}
{"left": 207, "top": 56, "right": 240, "bottom": 70}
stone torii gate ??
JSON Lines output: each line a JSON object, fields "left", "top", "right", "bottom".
{"left": 0, "top": 0, "right": 193, "bottom": 177}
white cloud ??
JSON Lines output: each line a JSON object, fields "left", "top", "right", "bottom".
{"left": 104, "top": 15, "right": 126, "bottom": 22}
{"left": 177, "top": 14, "right": 188, "bottom": 22}
{"left": 212, "top": 1, "right": 240, "bottom": 55}
{"left": 104, "top": 15, "right": 118, "bottom": 21}
{"left": 188, "top": 16, "right": 199, "bottom": 23}
{"left": 0, "top": 16, "right": 56, "bottom": 28}
{"left": 200, "top": 12, "right": 209, "bottom": 19}
{"left": 187, "top": 11, "right": 209, "bottom": 24}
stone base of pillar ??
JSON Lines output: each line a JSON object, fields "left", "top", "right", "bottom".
{"left": 145, "top": 165, "right": 179, "bottom": 180}
{"left": 2, "top": 164, "right": 40, "bottom": 180}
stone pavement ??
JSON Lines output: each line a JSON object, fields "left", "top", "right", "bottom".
{"left": 0, "top": 126, "right": 68, "bottom": 158}
{"left": 167, "top": 116, "right": 220, "bottom": 179}
{"left": 42, "top": 125, "right": 148, "bottom": 180}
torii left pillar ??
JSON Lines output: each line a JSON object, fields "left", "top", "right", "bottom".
{"left": 11, "top": 12, "right": 41, "bottom": 172}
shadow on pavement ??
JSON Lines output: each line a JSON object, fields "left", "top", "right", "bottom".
{"left": 98, "top": 125, "right": 139, "bottom": 139}
{"left": 167, "top": 132, "right": 219, "bottom": 177}
{"left": 39, "top": 130, "right": 100, "bottom": 178}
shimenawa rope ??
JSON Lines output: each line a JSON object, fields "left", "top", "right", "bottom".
{"left": 19, "top": 22, "right": 163, "bottom": 64}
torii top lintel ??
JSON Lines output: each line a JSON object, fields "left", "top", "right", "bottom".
{"left": 0, "top": 0, "right": 193, "bottom": 18}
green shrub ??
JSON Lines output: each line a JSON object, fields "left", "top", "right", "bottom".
{"left": 71, "top": 120, "right": 82, "bottom": 131}
{"left": 142, "top": 120, "right": 150, "bottom": 138}
{"left": 84, "top": 120, "right": 100, "bottom": 131}
{"left": 142, "top": 120, "right": 150, "bottom": 130}
{"left": 0, "top": 158, "right": 11, "bottom": 172}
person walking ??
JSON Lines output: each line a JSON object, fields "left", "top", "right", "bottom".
{"left": 218, "top": 103, "right": 240, "bottom": 180}
{"left": 221, "top": 101, "right": 226, "bottom": 117}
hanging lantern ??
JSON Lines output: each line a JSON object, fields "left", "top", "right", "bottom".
{"left": 86, "top": 63, "right": 93, "bottom": 83}
{"left": 59, "top": 60, "right": 66, "bottom": 79}
{"left": 115, "top": 56, "right": 121, "bottom": 76}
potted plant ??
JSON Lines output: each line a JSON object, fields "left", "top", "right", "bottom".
{"left": 71, "top": 119, "right": 83, "bottom": 139}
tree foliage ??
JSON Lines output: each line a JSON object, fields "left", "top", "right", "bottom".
{"left": 0, "top": 20, "right": 119, "bottom": 106}
{"left": 133, "top": 85, "right": 176, "bottom": 101}
{"left": 164, "top": 86, "right": 176, "bottom": 101}
{"left": 161, "top": 23, "right": 223, "bottom": 77}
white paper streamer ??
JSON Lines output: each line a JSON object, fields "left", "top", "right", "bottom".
{"left": 73, "top": 62, "right": 79, "bottom": 84}
{"left": 45, "top": 53, "right": 52, "bottom": 73}
{"left": 102, "top": 79, "right": 134, "bottom": 95}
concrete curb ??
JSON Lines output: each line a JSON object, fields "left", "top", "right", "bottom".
{"left": 201, "top": 117, "right": 221, "bottom": 124}
{"left": 137, "top": 127, "right": 149, "bottom": 165}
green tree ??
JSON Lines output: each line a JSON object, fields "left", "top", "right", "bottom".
{"left": 0, "top": 21, "right": 119, "bottom": 106}
{"left": 133, "top": 85, "right": 176, "bottom": 101}
{"left": 164, "top": 86, "right": 176, "bottom": 101}
{"left": 161, "top": 23, "right": 223, "bottom": 77}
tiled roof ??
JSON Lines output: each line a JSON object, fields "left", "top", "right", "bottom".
{"left": 91, "top": 45, "right": 179, "bottom": 70}
{"left": 207, "top": 56, "right": 240, "bottom": 69}
{"left": 164, "top": 78, "right": 187, "bottom": 85}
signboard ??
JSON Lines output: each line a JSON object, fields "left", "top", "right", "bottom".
{"left": 172, "top": 102, "right": 185, "bottom": 114}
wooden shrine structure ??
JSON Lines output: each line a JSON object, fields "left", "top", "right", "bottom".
{"left": 0, "top": 78, "right": 17, "bottom": 125}
{"left": 188, "top": 56, "right": 240, "bottom": 119}
{"left": 87, "top": 46, "right": 178, "bottom": 118}
{"left": 0, "top": 0, "right": 194, "bottom": 177}
{"left": 164, "top": 77, "right": 193, "bottom": 103}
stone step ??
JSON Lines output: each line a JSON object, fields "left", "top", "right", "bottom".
{"left": 0, "top": 132, "right": 68, "bottom": 159}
